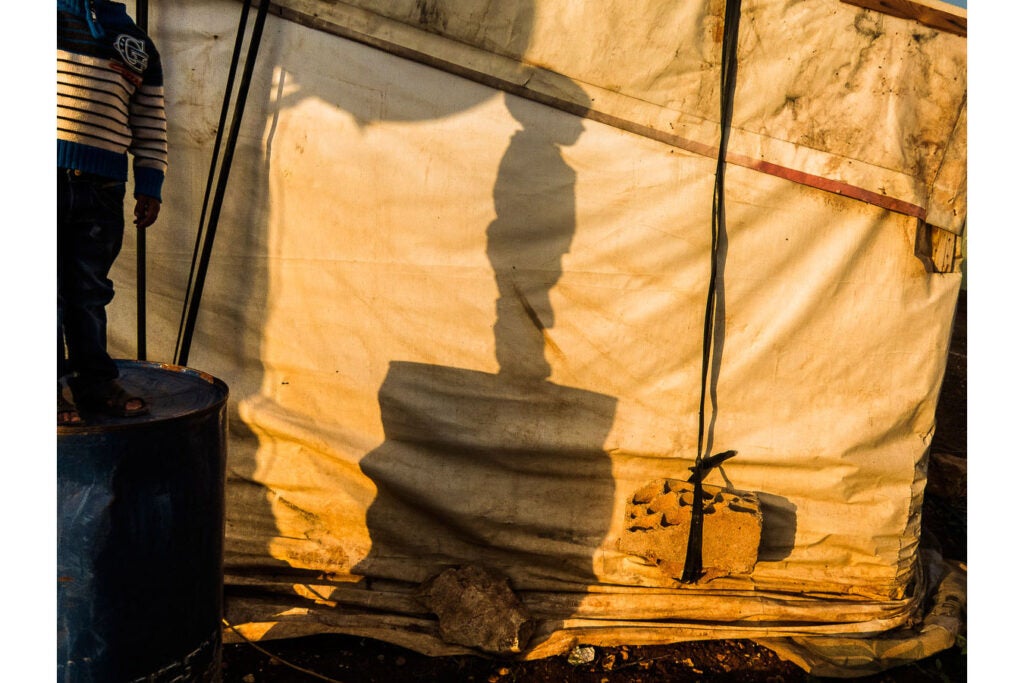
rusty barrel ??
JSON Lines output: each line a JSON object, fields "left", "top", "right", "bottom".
{"left": 58, "top": 360, "right": 229, "bottom": 683}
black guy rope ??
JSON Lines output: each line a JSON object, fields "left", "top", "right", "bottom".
{"left": 175, "top": 0, "right": 271, "bottom": 367}
{"left": 681, "top": 0, "right": 743, "bottom": 585}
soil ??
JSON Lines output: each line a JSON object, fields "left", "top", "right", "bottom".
{"left": 220, "top": 292, "right": 967, "bottom": 682}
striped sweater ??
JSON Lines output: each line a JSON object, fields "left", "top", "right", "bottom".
{"left": 57, "top": 1, "right": 167, "bottom": 200}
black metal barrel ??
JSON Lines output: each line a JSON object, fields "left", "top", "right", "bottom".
{"left": 58, "top": 360, "right": 229, "bottom": 683}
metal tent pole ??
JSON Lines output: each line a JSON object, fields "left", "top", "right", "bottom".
{"left": 135, "top": 0, "right": 150, "bottom": 360}
{"left": 175, "top": 0, "right": 271, "bottom": 367}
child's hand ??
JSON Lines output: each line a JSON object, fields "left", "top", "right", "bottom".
{"left": 134, "top": 195, "right": 161, "bottom": 228}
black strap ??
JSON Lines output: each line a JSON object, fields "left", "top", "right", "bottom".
{"left": 175, "top": 0, "right": 271, "bottom": 366}
{"left": 681, "top": 0, "right": 743, "bottom": 585}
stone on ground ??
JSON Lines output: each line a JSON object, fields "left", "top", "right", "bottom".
{"left": 418, "top": 565, "right": 535, "bottom": 654}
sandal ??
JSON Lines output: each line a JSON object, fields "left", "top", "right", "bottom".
{"left": 75, "top": 380, "right": 150, "bottom": 418}
{"left": 58, "top": 392, "right": 82, "bottom": 426}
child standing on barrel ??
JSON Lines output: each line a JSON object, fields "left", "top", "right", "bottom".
{"left": 57, "top": 0, "right": 167, "bottom": 424}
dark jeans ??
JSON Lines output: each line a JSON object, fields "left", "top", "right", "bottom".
{"left": 58, "top": 168, "right": 126, "bottom": 395}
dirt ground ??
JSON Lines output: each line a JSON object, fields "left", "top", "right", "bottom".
{"left": 220, "top": 292, "right": 967, "bottom": 682}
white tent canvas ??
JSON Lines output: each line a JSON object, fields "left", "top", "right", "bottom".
{"left": 105, "top": 0, "right": 966, "bottom": 673}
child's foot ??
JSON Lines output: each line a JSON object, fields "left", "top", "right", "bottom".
{"left": 58, "top": 393, "right": 82, "bottom": 426}
{"left": 75, "top": 380, "right": 149, "bottom": 418}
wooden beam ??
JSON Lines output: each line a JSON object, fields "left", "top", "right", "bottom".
{"left": 841, "top": 0, "right": 966, "bottom": 37}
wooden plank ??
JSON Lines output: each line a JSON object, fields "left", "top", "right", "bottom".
{"left": 840, "top": 0, "right": 966, "bottom": 37}
{"left": 915, "top": 222, "right": 961, "bottom": 273}
{"left": 931, "top": 226, "right": 960, "bottom": 273}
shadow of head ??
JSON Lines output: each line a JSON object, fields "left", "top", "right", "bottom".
{"left": 504, "top": 89, "right": 585, "bottom": 146}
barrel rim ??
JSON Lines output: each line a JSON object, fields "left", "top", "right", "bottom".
{"left": 58, "top": 360, "right": 229, "bottom": 435}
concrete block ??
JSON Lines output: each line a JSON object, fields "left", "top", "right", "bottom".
{"left": 617, "top": 479, "right": 762, "bottom": 580}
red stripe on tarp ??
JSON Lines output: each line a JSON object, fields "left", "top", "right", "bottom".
{"left": 590, "top": 111, "right": 930, "bottom": 220}
{"left": 728, "top": 152, "right": 928, "bottom": 220}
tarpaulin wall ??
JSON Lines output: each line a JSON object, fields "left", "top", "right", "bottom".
{"left": 105, "top": 0, "right": 966, "bottom": 670}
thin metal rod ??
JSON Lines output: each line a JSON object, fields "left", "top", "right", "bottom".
{"left": 136, "top": 0, "right": 148, "bottom": 30}
{"left": 175, "top": 0, "right": 254, "bottom": 364}
{"left": 176, "top": 0, "right": 271, "bottom": 367}
{"left": 136, "top": 210, "right": 147, "bottom": 359}
{"left": 135, "top": 0, "right": 149, "bottom": 359}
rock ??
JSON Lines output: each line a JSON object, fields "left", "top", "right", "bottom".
{"left": 418, "top": 565, "right": 535, "bottom": 654}
{"left": 567, "top": 645, "right": 596, "bottom": 665}
{"left": 617, "top": 479, "right": 762, "bottom": 580}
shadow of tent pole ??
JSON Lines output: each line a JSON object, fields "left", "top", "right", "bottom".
{"left": 175, "top": 0, "right": 272, "bottom": 368}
